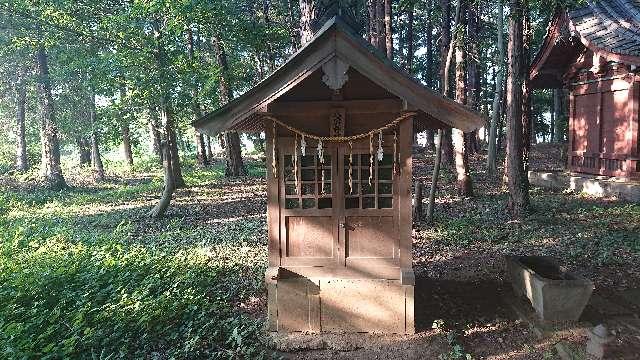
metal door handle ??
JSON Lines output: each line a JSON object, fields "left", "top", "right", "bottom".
{"left": 340, "top": 222, "right": 355, "bottom": 231}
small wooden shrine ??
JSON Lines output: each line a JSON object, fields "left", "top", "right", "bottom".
{"left": 194, "top": 7, "right": 483, "bottom": 334}
{"left": 530, "top": 2, "right": 640, "bottom": 179}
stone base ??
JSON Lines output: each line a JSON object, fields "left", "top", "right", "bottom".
{"left": 266, "top": 267, "right": 414, "bottom": 334}
{"left": 528, "top": 170, "right": 640, "bottom": 202}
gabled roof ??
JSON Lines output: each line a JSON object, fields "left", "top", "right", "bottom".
{"left": 193, "top": 16, "right": 484, "bottom": 135}
{"left": 570, "top": 0, "right": 640, "bottom": 61}
{"left": 530, "top": 1, "right": 640, "bottom": 88}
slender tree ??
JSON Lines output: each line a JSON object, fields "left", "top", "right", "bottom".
{"left": 119, "top": 87, "right": 134, "bottom": 168}
{"left": 299, "top": 0, "right": 315, "bottom": 45}
{"left": 187, "top": 29, "right": 208, "bottom": 167}
{"left": 505, "top": 0, "right": 529, "bottom": 218}
{"left": 15, "top": 66, "right": 28, "bottom": 172}
{"left": 466, "top": 1, "right": 481, "bottom": 153}
{"left": 376, "top": 0, "right": 386, "bottom": 53}
{"left": 149, "top": 18, "right": 178, "bottom": 218}
{"left": 553, "top": 88, "right": 563, "bottom": 142}
{"left": 148, "top": 106, "right": 162, "bottom": 162}
{"left": 453, "top": 4, "right": 473, "bottom": 196}
{"left": 213, "top": 35, "right": 247, "bottom": 177}
{"left": 427, "top": 0, "right": 462, "bottom": 222}
{"left": 405, "top": 2, "right": 414, "bottom": 72}
{"left": 89, "top": 92, "right": 104, "bottom": 181}
{"left": 438, "top": 0, "right": 454, "bottom": 166}
{"left": 76, "top": 137, "right": 92, "bottom": 166}
{"left": 384, "top": 0, "right": 393, "bottom": 60}
{"left": 288, "top": 0, "right": 301, "bottom": 49}
{"left": 424, "top": 0, "right": 436, "bottom": 151}
{"left": 522, "top": 0, "right": 532, "bottom": 181}
{"left": 487, "top": 0, "right": 505, "bottom": 175}
{"left": 205, "top": 135, "right": 214, "bottom": 161}
{"left": 368, "top": 0, "right": 377, "bottom": 46}
{"left": 36, "top": 43, "right": 66, "bottom": 189}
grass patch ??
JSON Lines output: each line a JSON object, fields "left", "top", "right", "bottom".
{"left": 423, "top": 191, "right": 640, "bottom": 265}
{"left": 0, "top": 161, "right": 274, "bottom": 359}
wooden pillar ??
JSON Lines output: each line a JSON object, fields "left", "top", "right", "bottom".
{"left": 568, "top": 90, "right": 576, "bottom": 172}
{"left": 398, "top": 116, "right": 414, "bottom": 275}
{"left": 264, "top": 121, "right": 280, "bottom": 332}
{"left": 628, "top": 78, "right": 639, "bottom": 178}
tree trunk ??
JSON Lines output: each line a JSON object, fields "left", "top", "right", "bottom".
{"left": 454, "top": 11, "right": 473, "bottom": 197}
{"left": 553, "top": 88, "right": 563, "bottom": 142}
{"left": 187, "top": 28, "right": 208, "bottom": 167}
{"left": 438, "top": 0, "right": 457, "bottom": 166}
{"left": 148, "top": 139, "right": 175, "bottom": 219}
{"left": 414, "top": 180, "right": 423, "bottom": 218}
{"left": 168, "top": 123, "right": 185, "bottom": 188}
{"left": 224, "top": 131, "right": 247, "bottom": 177}
{"left": 368, "top": 0, "right": 377, "bottom": 47}
{"left": 89, "top": 93, "right": 105, "bottom": 182}
{"left": 77, "top": 138, "right": 92, "bottom": 165}
{"left": 121, "top": 123, "right": 134, "bottom": 168}
{"left": 205, "top": 135, "right": 214, "bottom": 161}
{"left": 15, "top": 68, "right": 28, "bottom": 172}
{"left": 505, "top": 0, "right": 529, "bottom": 218}
{"left": 213, "top": 35, "right": 247, "bottom": 177}
{"left": 148, "top": 108, "right": 163, "bottom": 162}
{"left": 425, "top": 130, "right": 435, "bottom": 151}
{"left": 376, "top": 0, "right": 386, "bottom": 53}
{"left": 36, "top": 44, "right": 66, "bottom": 190}
{"left": 424, "top": 0, "right": 435, "bottom": 152}
{"left": 550, "top": 90, "right": 556, "bottom": 142}
{"left": 154, "top": 20, "right": 184, "bottom": 189}
{"left": 288, "top": 0, "right": 301, "bottom": 49}
{"left": 405, "top": 4, "right": 414, "bottom": 72}
{"left": 427, "top": 0, "right": 462, "bottom": 223}
{"left": 466, "top": 2, "right": 481, "bottom": 154}
{"left": 299, "top": 0, "right": 315, "bottom": 46}
{"left": 425, "top": 0, "right": 434, "bottom": 88}
{"left": 522, "top": 2, "right": 532, "bottom": 180}
{"left": 384, "top": 0, "right": 393, "bottom": 60}
{"left": 487, "top": 0, "right": 504, "bottom": 175}
{"left": 439, "top": 0, "right": 451, "bottom": 95}
{"left": 426, "top": 129, "right": 443, "bottom": 223}
{"left": 262, "top": 0, "right": 277, "bottom": 72}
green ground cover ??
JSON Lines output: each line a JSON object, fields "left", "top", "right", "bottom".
{"left": 0, "top": 161, "right": 274, "bottom": 359}
{"left": 1, "top": 155, "right": 639, "bottom": 359}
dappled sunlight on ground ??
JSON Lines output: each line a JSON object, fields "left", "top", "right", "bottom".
{"left": 1, "top": 147, "right": 638, "bottom": 358}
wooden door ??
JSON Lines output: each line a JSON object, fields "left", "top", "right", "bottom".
{"left": 338, "top": 138, "right": 400, "bottom": 271}
{"left": 279, "top": 138, "right": 339, "bottom": 267}
{"left": 279, "top": 137, "right": 399, "bottom": 271}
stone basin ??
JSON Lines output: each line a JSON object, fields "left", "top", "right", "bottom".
{"left": 505, "top": 255, "right": 594, "bottom": 321}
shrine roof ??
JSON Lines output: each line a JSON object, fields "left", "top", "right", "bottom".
{"left": 193, "top": 15, "right": 484, "bottom": 135}
{"left": 531, "top": 1, "right": 640, "bottom": 88}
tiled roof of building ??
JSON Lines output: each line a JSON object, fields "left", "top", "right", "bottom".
{"left": 569, "top": 0, "right": 640, "bottom": 57}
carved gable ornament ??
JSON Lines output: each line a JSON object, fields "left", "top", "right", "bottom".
{"left": 322, "top": 57, "right": 350, "bottom": 91}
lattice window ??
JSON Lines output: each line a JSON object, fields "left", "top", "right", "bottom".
{"left": 283, "top": 154, "right": 333, "bottom": 209}
{"left": 344, "top": 153, "right": 394, "bottom": 209}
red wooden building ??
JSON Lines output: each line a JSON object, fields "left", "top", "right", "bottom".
{"left": 530, "top": 1, "right": 640, "bottom": 179}
{"left": 194, "top": 7, "right": 483, "bottom": 333}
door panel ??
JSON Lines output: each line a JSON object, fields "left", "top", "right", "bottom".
{"left": 339, "top": 139, "right": 400, "bottom": 268}
{"left": 286, "top": 216, "right": 334, "bottom": 257}
{"left": 345, "top": 216, "right": 395, "bottom": 258}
